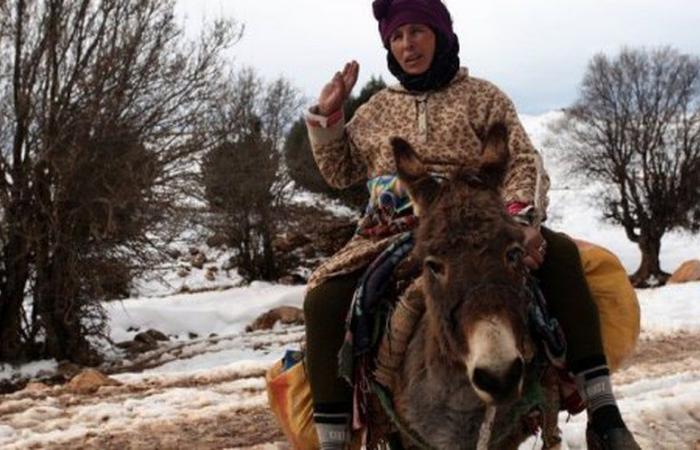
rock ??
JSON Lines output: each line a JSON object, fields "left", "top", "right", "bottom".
{"left": 177, "top": 268, "right": 190, "bottom": 278}
{"left": 246, "top": 306, "right": 305, "bottom": 332}
{"left": 134, "top": 329, "right": 169, "bottom": 343}
{"left": 24, "top": 381, "right": 50, "bottom": 392}
{"left": 206, "top": 233, "right": 228, "bottom": 248}
{"left": 67, "top": 369, "right": 121, "bottom": 394}
{"left": 278, "top": 274, "right": 305, "bottom": 285}
{"left": 301, "top": 244, "right": 316, "bottom": 259}
{"left": 191, "top": 252, "right": 206, "bottom": 269}
{"left": 668, "top": 259, "right": 700, "bottom": 284}
{"left": 222, "top": 257, "right": 236, "bottom": 271}
{"left": 57, "top": 361, "right": 82, "bottom": 380}
{"left": 273, "top": 233, "right": 312, "bottom": 253}
{"left": 188, "top": 332, "right": 199, "bottom": 339}
{"left": 121, "top": 329, "right": 169, "bottom": 353}
{"left": 166, "top": 248, "right": 182, "bottom": 259}
{"left": 205, "top": 267, "right": 217, "bottom": 281}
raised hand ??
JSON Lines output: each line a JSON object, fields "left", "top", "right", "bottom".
{"left": 317, "top": 61, "right": 359, "bottom": 116}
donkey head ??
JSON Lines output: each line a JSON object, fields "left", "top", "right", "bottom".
{"left": 392, "top": 124, "right": 533, "bottom": 404}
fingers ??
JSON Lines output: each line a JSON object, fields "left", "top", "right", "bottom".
{"left": 332, "top": 71, "right": 344, "bottom": 90}
{"left": 318, "top": 61, "right": 359, "bottom": 115}
{"left": 317, "top": 72, "right": 344, "bottom": 115}
{"left": 340, "top": 60, "right": 359, "bottom": 94}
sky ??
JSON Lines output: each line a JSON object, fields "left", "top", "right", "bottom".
{"left": 176, "top": 0, "right": 700, "bottom": 114}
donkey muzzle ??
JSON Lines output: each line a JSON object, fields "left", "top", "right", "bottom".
{"left": 472, "top": 357, "right": 524, "bottom": 402}
{"left": 466, "top": 316, "right": 526, "bottom": 403}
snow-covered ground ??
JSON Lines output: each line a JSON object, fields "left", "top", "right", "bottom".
{"left": 1, "top": 112, "right": 699, "bottom": 450}
{"left": 1, "top": 280, "right": 698, "bottom": 449}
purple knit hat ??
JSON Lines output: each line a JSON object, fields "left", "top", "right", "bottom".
{"left": 372, "top": 0, "right": 456, "bottom": 48}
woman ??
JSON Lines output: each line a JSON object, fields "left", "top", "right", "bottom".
{"left": 303, "top": 1, "right": 640, "bottom": 449}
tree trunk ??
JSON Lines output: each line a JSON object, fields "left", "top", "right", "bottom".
{"left": 0, "top": 208, "right": 31, "bottom": 362}
{"left": 37, "top": 281, "right": 101, "bottom": 366}
{"left": 0, "top": 238, "right": 29, "bottom": 361}
{"left": 631, "top": 233, "right": 669, "bottom": 287}
{"left": 260, "top": 208, "right": 277, "bottom": 281}
{"left": 35, "top": 238, "right": 101, "bottom": 366}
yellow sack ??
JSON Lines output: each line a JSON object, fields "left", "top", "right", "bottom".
{"left": 265, "top": 350, "right": 319, "bottom": 450}
{"left": 266, "top": 350, "right": 363, "bottom": 450}
{"left": 576, "top": 240, "right": 641, "bottom": 371}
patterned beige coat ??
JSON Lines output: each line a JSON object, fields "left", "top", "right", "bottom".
{"left": 305, "top": 68, "right": 550, "bottom": 289}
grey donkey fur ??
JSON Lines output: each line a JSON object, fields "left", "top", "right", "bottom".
{"left": 384, "top": 124, "right": 560, "bottom": 450}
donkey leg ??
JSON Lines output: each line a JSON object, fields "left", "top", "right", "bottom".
{"left": 540, "top": 368, "right": 563, "bottom": 450}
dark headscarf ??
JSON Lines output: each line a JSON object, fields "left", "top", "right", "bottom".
{"left": 373, "top": 0, "right": 461, "bottom": 92}
{"left": 387, "top": 31, "right": 460, "bottom": 92}
{"left": 373, "top": 0, "right": 456, "bottom": 48}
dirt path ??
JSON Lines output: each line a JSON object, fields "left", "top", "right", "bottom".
{"left": 615, "top": 330, "right": 700, "bottom": 384}
{"left": 1, "top": 330, "right": 698, "bottom": 450}
{"left": 609, "top": 331, "right": 700, "bottom": 450}
{"left": 62, "top": 406, "right": 285, "bottom": 450}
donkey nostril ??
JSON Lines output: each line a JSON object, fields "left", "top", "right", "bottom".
{"left": 472, "top": 358, "right": 524, "bottom": 401}
{"left": 472, "top": 367, "right": 501, "bottom": 395}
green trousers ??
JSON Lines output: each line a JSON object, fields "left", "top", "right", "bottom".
{"left": 303, "top": 227, "right": 604, "bottom": 406}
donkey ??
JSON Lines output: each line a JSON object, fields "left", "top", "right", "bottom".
{"left": 385, "top": 124, "right": 560, "bottom": 450}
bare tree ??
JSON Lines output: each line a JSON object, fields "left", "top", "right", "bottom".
{"left": 0, "top": 0, "right": 241, "bottom": 363}
{"left": 201, "top": 69, "right": 302, "bottom": 281}
{"left": 555, "top": 47, "right": 700, "bottom": 286}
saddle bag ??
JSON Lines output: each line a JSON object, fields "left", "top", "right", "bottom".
{"left": 576, "top": 240, "right": 640, "bottom": 371}
{"left": 265, "top": 350, "right": 319, "bottom": 450}
{"left": 265, "top": 350, "right": 362, "bottom": 450}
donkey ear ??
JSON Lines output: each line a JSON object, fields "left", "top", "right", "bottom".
{"left": 479, "top": 123, "right": 510, "bottom": 188}
{"left": 392, "top": 137, "right": 440, "bottom": 212}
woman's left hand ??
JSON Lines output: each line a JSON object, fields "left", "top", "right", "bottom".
{"left": 522, "top": 226, "right": 546, "bottom": 270}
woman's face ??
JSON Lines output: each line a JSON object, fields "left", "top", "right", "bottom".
{"left": 389, "top": 23, "right": 437, "bottom": 75}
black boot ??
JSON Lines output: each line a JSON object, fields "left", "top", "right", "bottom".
{"left": 586, "top": 425, "right": 642, "bottom": 450}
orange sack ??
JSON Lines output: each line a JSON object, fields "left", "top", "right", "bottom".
{"left": 266, "top": 350, "right": 363, "bottom": 450}
{"left": 265, "top": 350, "right": 319, "bottom": 450}
{"left": 575, "top": 239, "right": 641, "bottom": 371}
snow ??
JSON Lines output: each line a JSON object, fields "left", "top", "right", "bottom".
{"left": 551, "top": 370, "right": 700, "bottom": 450}
{"left": 130, "top": 241, "right": 245, "bottom": 298}
{"left": 639, "top": 282, "right": 700, "bottom": 337}
{"left": 0, "top": 360, "right": 58, "bottom": 384}
{"left": 291, "top": 189, "right": 360, "bottom": 219}
{"left": 1, "top": 111, "right": 699, "bottom": 449}
{"left": 106, "top": 282, "right": 306, "bottom": 342}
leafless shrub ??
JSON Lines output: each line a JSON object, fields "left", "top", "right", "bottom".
{"left": 0, "top": 0, "right": 242, "bottom": 363}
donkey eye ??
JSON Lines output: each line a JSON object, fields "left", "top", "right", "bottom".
{"left": 505, "top": 245, "right": 525, "bottom": 264}
{"left": 424, "top": 257, "right": 445, "bottom": 277}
